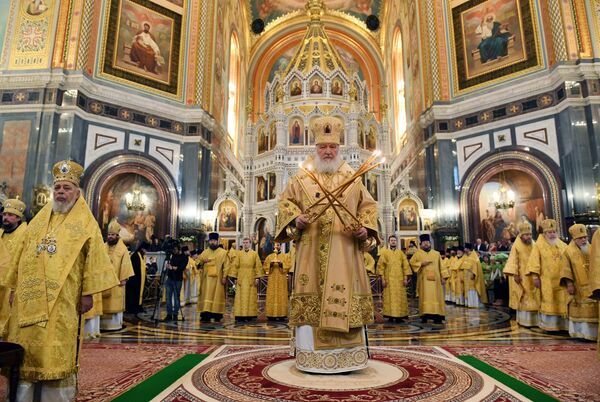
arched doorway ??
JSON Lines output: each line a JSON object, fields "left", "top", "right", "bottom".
{"left": 84, "top": 155, "right": 178, "bottom": 241}
{"left": 461, "top": 152, "right": 562, "bottom": 243}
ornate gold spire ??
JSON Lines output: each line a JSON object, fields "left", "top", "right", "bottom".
{"left": 284, "top": 0, "right": 348, "bottom": 76}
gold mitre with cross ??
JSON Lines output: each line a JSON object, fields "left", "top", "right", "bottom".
{"left": 517, "top": 221, "right": 532, "bottom": 235}
{"left": 3, "top": 197, "right": 26, "bottom": 218}
{"left": 311, "top": 116, "right": 343, "bottom": 145}
{"left": 53, "top": 160, "right": 84, "bottom": 186}
{"left": 540, "top": 219, "right": 558, "bottom": 233}
{"left": 108, "top": 219, "right": 121, "bottom": 235}
{"left": 568, "top": 223, "right": 587, "bottom": 239}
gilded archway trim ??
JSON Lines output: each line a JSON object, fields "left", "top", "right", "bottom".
{"left": 460, "top": 151, "right": 562, "bottom": 241}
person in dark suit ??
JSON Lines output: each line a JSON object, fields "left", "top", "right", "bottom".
{"left": 475, "top": 238, "right": 488, "bottom": 252}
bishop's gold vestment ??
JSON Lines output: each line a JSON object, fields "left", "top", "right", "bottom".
{"left": 587, "top": 229, "right": 600, "bottom": 359}
{"left": 410, "top": 249, "right": 448, "bottom": 317}
{"left": 561, "top": 240, "right": 598, "bottom": 339}
{"left": 229, "top": 249, "right": 263, "bottom": 317}
{"left": 276, "top": 160, "right": 378, "bottom": 373}
{"left": 1, "top": 197, "right": 119, "bottom": 381}
{"left": 102, "top": 239, "right": 134, "bottom": 314}
{"left": 264, "top": 251, "right": 289, "bottom": 318}
{"left": 503, "top": 237, "right": 539, "bottom": 312}
{"left": 196, "top": 247, "right": 229, "bottom": 314}
{"left": 0, "top": 224, "right": 26, "bottom": 336}
{"left": 377, "top": 248, "right": 412, "bottom": 318}
{"left": 526, "top": 235, "right": 567, "bottom": 317}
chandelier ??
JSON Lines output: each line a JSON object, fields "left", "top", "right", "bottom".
{"left": 125, "top": 187, "right": 147, "bottom": 211}
{"left": 492, "top": 170, "right": 515, "bottom": 210}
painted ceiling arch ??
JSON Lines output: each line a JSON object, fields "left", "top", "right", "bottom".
{"left": 248, "top": 17, "right": 384, "bottom": 121}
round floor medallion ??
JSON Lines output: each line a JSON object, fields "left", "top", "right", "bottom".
{"left": 191, "top": 347, "right": 484, "bottom": 401}
{"left": 264, "top": 359, "right": 408, "bottom": 391}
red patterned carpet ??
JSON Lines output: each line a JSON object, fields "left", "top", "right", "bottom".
{"left": 444, "top": 344, "right": 600, "bottom": 402}
{"left": 0, "top": 342, "right": 216, "bottom": 402}
{"left": 152, "top": 345, "right": 529, "bottom": 401}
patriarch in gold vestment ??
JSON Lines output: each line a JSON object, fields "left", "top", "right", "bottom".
{"left": 410, "top": 234, "right": 449, "bottom": 323}
{"left": 196, "top": 232, "right": 230, "bottom": 322}
{"left": 100, "top": 220, "right": 134, "bottom": 331}
{"left": 560, "top": 224, "right": 598, "bottom": 341}
{"left": 263, "top": 242, "right": 290, "bottom": 320}
{"left": 463, "top": 243, "right": 488, "bottom": 308}
{"left": 503, "top": 222, "right": 539, "bottom": 327}
{"left": 1, "top": 160, "right": 118, "bottom": 401}
{"left": 275, "top": 116, "right": 378, "bottom": 373}
{"left": 377, "top": 235, "right": 412, "bottom": 322}
{"left": 228, "top": 237, "right": 264, "bottom": 322}
{"left": 526, "top": 219, "right": 568, "bottom": 331}
{"left": 0, "top": 198, "right": 27, "bottom": 338}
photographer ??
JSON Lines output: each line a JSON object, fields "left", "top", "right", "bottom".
{"left": 163, "top": 243, "right": 187, "bottom": 321}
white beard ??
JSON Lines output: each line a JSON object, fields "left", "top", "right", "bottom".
{"left": 314, "top": 153, "right": 341, "bottom": 174}
{"left": 52, "top": 197, "right": 77, "bottom": 214}
{"left": 545, "top": 237, "right": 558, "bottom": 246}
{"left": 580, "top": 243, "right": 589, "bottom": 255}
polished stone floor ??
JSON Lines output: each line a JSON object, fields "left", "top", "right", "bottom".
{"left": 101, "top": 297, "right": 586, "bottom": 347}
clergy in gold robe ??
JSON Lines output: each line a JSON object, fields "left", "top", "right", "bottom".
{"left": 364, "top": 251, "right": 375, "bottom": 275}
{"left": 263, "top": 242, "right": 289, "bottom": 320}
{"left": 587, "top": 228, "right": 600, "bottom": 360}
{"left": 450, "top": 247, "right": 467, "bottom": 305}
{"left": 228, "top": 237, "right": 264, "bottom": 322}
{"left": 560, "top": 224, "right": 598, "bottom": 341}
{"left": 441, "top": 250, "right": 451, "bottom": 302}
{"left": 443, "top": 249, "right": 455, "bottom": 302}
{"left": 503, "top": 222, "right": 539, "bottom": 327}
{"left": 463, "top": 243, "right": 488, "bottom": 308}
{"left": 410, "top": 234, "right": 449, "bottom": 323}
{"left": 275, "top": 116, "right": 378, "bottom": 373}
{"left": 526, "top": 219, "right": 568, "bottom": 331}
{"left": 196, "top": 232, "right": 229, "bottom": 323}
{"left": 377, "top": 235, "right": 412, "bottom": 322}
{"left": 1, "top": 160, "right": 118, "bottom": 401}
{"left": 100, "top": 220, "right": 135, "bottom": 331}
{"left": 0, "top": 198, "right": 27, "bottom": 338}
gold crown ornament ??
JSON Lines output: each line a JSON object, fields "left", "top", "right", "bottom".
{"left": 107, "top": 220, "right": 121, "bottom": 235}
{"left": 3, "top": 197, "right": 26, "bottom": 218}
{"left": 53, "top": 160, "right": 84, "bottom": 186}
{"left": 517, "top": 222, "right": 532, "bottom": 235}
{"left": 540, "top": 219, "right": 558, "bottom": 233}
{"left": 311, "top": 116, "right": 343, "bottom": 145}
{"left": 568, "top": 223, "right": 587, "bottom": 239}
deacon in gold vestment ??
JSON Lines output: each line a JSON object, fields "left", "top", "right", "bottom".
{"left": 275, "top": 116, "right": 378, "bottom": 373}
{"left": 100, "top": 220, "right": 134, "bottom": 331}
{"left": 1, "top": 160, "right": 118, "bottom": 402}
{"left": 526, "top": 219, "right": 568, "bottom": 331}
{"left": 560, "top": 224, "right": 598, "bottom": 341}
{"left": 444, "top": 249, "right": 455, "bottom": 302}
{"left": 228, "top": 237, "right": 264, "bottom": 322}
{"left": 587, "top": 228, "right": 600, "bottom": 360}
{"left": 410, "top": 234, "right": 449, "bottom": 323}
{"left": 263, "top": 242, "right": 290, "bottom": 320}
{"left": 377, "top": 235, "right": 412, "bottom": 322}
{"left": 463, "top": 243, "right": 488, "bottom": 308}
{"left": 196, "top": 232, "right": 229, "bottom": 322}
{"left": 0, "top": 198, "right": 27, "bottom": 338}
{"left": 503, "top": 222, "right": 539, "bottom": 327}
